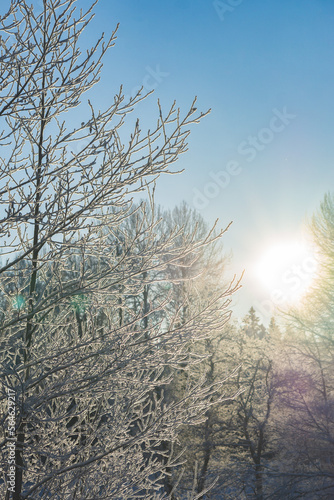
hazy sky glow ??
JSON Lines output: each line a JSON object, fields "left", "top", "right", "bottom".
{"left": 43, "top": 0, "right": 334, "bottom": 320}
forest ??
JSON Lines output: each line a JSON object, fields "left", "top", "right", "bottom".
{"left": 0, "top": 1, "right": 333, "bottom": 499}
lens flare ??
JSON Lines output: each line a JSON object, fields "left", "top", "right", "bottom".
{"left": 255, "top": 240, "right": 318, "bottom": 304}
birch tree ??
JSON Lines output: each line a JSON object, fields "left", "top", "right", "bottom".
{"left": 0, "top": 1, "right": 237, "bottom": 498}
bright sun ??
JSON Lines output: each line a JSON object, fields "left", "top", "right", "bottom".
{"left": 254, "top": 240, "right": 318, "bottom": 305}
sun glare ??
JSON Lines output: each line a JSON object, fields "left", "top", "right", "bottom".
{"left": 254, "top": 240, "right": 318, "bottom": 305}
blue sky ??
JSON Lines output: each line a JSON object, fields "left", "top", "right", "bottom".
{"left": 82, "top": 0, "right": 334, "bottom": 321}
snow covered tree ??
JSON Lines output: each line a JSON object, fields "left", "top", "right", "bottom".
{"left": 273, "top": 193, "right": 334, "bottom": 498}
{"left": 178, "top": 309, "right": 278, "bottom": 500}
{"left": 154, "top": 203, "right": 236, "bottom": 498}
{"left": 241, "top": 307, "right": 266, "bottom": 340}
{"left": 0, "top": 1, "right": 237, "bottom": 498}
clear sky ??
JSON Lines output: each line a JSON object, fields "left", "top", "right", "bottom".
{"left": 65, "top": 1, "right": 334, "bottom": 321}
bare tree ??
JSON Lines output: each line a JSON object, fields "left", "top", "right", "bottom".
{"left": 0, "top": 1, "right": 237, "bottom": 498}
{"left": 178, "top": 310, "right": 278, "bottom": 500}
{"left": 272, "top": 194, "right": 334, "bottom": 499}
{"left": 217, "top": 312, "right": 276, "bottom": 500}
